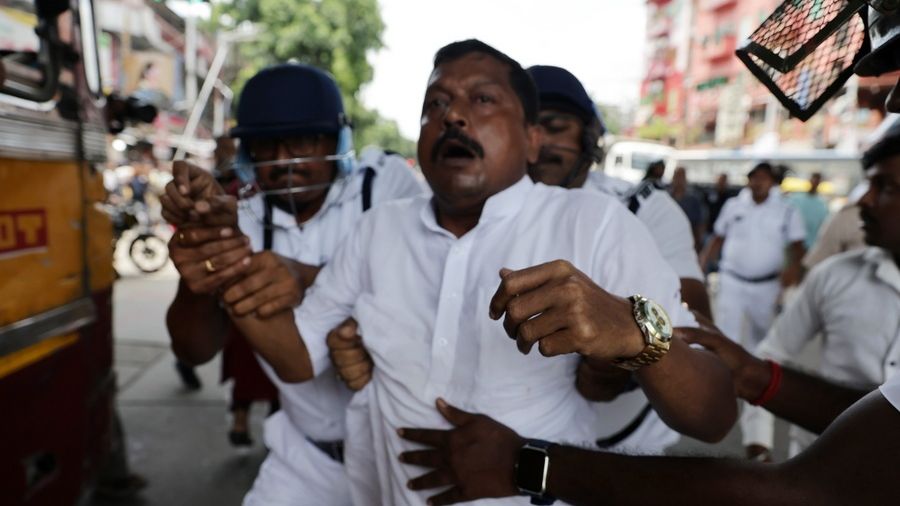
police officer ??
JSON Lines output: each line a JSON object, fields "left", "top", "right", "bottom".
{"left": 699, "top": 162, "right": 806, "bottom": 350}
{"left": 526, "top": 65, "right": 710, "bottom": 319}
{"left": 162, "top": 63, "right": 422, "bottom": 505}
{"left": 525, "top": 65, "right": 711, "bottom": 454}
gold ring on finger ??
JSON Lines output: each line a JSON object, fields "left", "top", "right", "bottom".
{"left": 204, "top": 259, "right": 216, "bottom": 273}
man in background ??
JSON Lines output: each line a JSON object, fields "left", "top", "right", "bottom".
{"left": 790, "top": 172, "right": 830, "bottom": 250}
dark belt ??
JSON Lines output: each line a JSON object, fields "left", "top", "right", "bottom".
{"left": 724, "top": 269, "right": 780, "bottom": 283}
{"left": 306, "top": 437, "right": 344, "bottom": 463}
{"left": 595, "top": 403, "right": 654, "bottom": 449}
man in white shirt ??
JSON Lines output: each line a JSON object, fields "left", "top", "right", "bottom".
{"left": 162, "top": 63, "right": 422, "bottom": 505}
{"left": 700, "top": 162, "right": 806, "bottom": 349}
{"left": 214, "top": 39, "right": 735, "bottom": 505}
{"left": 523, "top": 64, "right": 710, "bottom": 454}
{"left": 395, "top": 6, "right": 900, "bottom": 505}
{"left": 402, "top": 156, "right": 900, "bottom": 497}
{"left": 741, "top": 122, "right": 900, "bottom": 462}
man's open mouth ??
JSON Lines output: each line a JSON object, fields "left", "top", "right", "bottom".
{"left": 438, "top": 140, "right": 478, "bottom": 161}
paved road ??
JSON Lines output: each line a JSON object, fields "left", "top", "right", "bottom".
{"left": 91, "top": 258, "right": 267, "bottom": 506}
{"left": 94, "top": 250, "right": 797, "bottom": 505}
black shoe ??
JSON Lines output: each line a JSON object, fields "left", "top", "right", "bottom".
{"left": 175, "top": 361, "right": 202, "bottom": 390}
{"left": 229, "top": 430, "right": 253, "bottom": 447}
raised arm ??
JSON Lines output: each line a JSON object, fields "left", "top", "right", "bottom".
{"left": 166, "top": 226, "right": 252, "bottom": 364}
{"left": 221, "top": 251, "right": 321, "bottom": 383}
{"left": 682, "top": 325, "right": 871, "bottom": 434}
{"left": 489, "top": 260, "right": 737, "bottom": 443}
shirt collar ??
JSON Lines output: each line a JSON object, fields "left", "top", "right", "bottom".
{"left": 863, "top": 247, "right": 900, "bottom": 294}
{"left": 419, "top": 175, "right": 534, "bottom": 236}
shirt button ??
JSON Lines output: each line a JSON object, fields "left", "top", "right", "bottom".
{"left": 891, "top": 361, "right": 897, "bottom": 367}
{"left": 439, "top": 338, "right": 448, "bottom": 346}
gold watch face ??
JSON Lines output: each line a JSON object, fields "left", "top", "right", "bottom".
{"left": 643, "top": 300, "right": 673, "bottom": 341}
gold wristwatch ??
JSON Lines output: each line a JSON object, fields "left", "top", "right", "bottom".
{"left": 613, "top": 294, "right": 673, "bottom": 371}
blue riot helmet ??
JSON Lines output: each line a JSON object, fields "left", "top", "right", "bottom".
{"left": 527, "top": 65, "right": 607, "bottom": 188}
{"left": 230, "top": 63, "right": 355, "bottom": 191}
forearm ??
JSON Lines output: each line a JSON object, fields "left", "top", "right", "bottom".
{"left": 739, "top": 360, "right": 871, "bottom": 434}
{"left": 576, "top": 357, "right": 635, "bottom": 402}
{"left": 229, "top": 309, "right": 314, "bottom": 383}
{"left": 787, "top": 242, "right": 805, "bottom": 268}
{"left": 636, "top": 338, "right": 737, "bottom": 442}
{"left": 167, "top": 279, "right": 227, "bottom": 364}
{"left": 546, "top": 446, "right": 813, "bottom": 506}
{"left": 679, "top": 278, "right": 712, "bottom": 320}
{"left": 698, "top": 236, "right": 723, "bottom": 269}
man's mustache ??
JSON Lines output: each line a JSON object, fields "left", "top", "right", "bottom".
{"left": 431, "top": 127, "right": 485, "bottom": 162}
{"left": 268, "top": 165, "right": 311, "bottom": 181}
{"left": 535, "top": 146, "right": 565, "bottom": 165}
{"left": 534, "top": 144, "right": 580, "bottom": 166}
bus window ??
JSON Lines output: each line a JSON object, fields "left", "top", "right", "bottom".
{"left": 631, "top": 153, "right": 663, "bottom": 173}
{"left": 0, "top": 0, "right": 61, "bottom": 102}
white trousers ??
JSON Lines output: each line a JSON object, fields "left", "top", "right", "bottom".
{"left": 716, "top": 273, "right": 781, "bottom": 350}
{"left": 242, "top": 411, "right": 352, "bottom": 506}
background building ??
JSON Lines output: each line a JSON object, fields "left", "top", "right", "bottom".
{"left": 639, "top": 0, "right": 899, "bottom": 152}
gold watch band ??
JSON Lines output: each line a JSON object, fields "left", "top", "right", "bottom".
{"left": 613, "top": 295, "right": 672, "bottom": 371}
{"left": 613, "top": 341, "right": 669, "bottom": 371}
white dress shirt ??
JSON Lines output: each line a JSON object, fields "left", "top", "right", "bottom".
{"left": 237, "top": 150, "right": 423, "bottom": 442}
{"left": 742, "top": 247, "right": 900, "bottom": 454}
{"left": 714, "top": 188, "right": 806, "bottom": 279}
{"left": 294, "top": 176, "right": 695, "bottom": 505}
{"left": 584, "top": 171, "right": 703, "bottom": 281}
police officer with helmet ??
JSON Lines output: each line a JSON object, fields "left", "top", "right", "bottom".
{"left": 526, "top": 64, "right": 712, "bottom": 455}
{"left": 162, "top": 63, "right": 421, "bottom": 505}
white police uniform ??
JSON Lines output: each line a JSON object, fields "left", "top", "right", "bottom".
{"left": 240, "top": 148, "right": 423, "bottom": 506}
{"left": 582, "top": 170, "right": 703, "bottom": 454}
{"left": 714, "top": 188, "right": 806, "bottom": 349}
{"left": 584, "top": 171, "right": 704, "bottom": 281}
{"left": 742, "top": 247, "right": 900, "bottom": 456}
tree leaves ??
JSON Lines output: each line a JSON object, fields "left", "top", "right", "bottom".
{"left": 213, "top": 0, "right": 415, "bottom": 156}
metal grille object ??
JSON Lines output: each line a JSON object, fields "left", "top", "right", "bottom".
{"left": 736, "top": 0, "right": 870, "bottom": 121}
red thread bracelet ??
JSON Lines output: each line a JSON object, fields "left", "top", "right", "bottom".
{"left": 750, "top": 360, "right": 783, "bottom": 406}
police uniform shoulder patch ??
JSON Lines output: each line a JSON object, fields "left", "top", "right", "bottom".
{"left": 624, "top": 180, "right": 661, "bottom": 214}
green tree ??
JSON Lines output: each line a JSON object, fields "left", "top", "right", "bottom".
{"left": 595, "top": 103, "right": 624, "bottom": 135}
{"left": 212, "top": 0, "right": 415, "bottom": 157}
